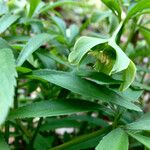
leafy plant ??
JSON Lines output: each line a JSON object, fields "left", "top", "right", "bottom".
{"left": 0, "top": 0, "right": 150, "bottom": 150}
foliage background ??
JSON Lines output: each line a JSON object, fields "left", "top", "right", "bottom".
{"left": 0, "top": 0, "right": 150, "bottom": 150}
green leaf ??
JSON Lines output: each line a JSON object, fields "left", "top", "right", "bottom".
{"left": 34, "top": 134, "right": 54, "bottom": 150}
{"left": 0, "top": 1, "right": 8, "bottom": 15}
{"left": 16, "top": 33, "right": 56, "bottom": 66}
{"left": 8, "top": 99, "right": 101, "bottom": 119}
{"left": 28, "top": 0, "right": 41, "bottom": 17}
{"left": 77, "top": 70, "right": 121, "bottom": 85}
{"left": 125, "top": 0, "right": 150, "bottom": 21}
{"left": 68, "top": 36, "right": 108, "bottom": 64}
{"left": 126, "top": 112, "right": 150, "bottom": 130}
{"left": 31, "top": 69, "right": 141, "bottom": 111}
{"left": 69, "top": 23, "right": 131, "bottom": 74}
{"left": 40, "top": 0, "right": 83, "bottom": 13}
{"left": 0, "top": 48, "right": 17, "bottom": 125}
{"left": 16, "top": 66, "right": 32, "bottom": 74}
{"left": 139, "top": 26, "right": 150, "bottom": 46}
{"left": 68, "top": 24, "right": 79, "bottom": 44}
{"left": 109, "top": 13, "right": 119, "bottom": 34}
{"left": 101, "top": 0, "right": 121, "bottom": 20}
{"left": 0, "top": 133, "right": 10, "bottom": 150}
{"left": 51, "top": 16, "right": 66, "bottom": 36}
{"left": 68, "top": 22, "right": 136, "bottom": 91}
{"left": 0, "top": 38, "right": 17, "bottom": 56}
{"left": 115, "top": 88, "right": 143, "bottom": 102}
{"left": 5, "top": 35, "right": 30, "bottom": 43}
{"left": 108, "top": 40, "right": 130, "bottom": 74}
{"left": 132, "top": 82, "right": 150, "bottom": 91}
{"left": 0, "top": 14, "right": 19, "bottom": 34}
{"left": 96, "top": 128, "right": 128, "bottom": 150}
{"left": 128, "top": 132, "right": 150, "bottom": 149}
{"left": 0, "top": 38, "right": 12, "bottom": 49}
{"left": 36, "top": 51, "right": 71, "bottom": 68}
{"left": 50, "top": 126, "right": 111, "bottom": 150}
{"left": 36, "top": 52, "right": 56, "bottom": 69}
{"left": 120, "top": 61, "right": 136, "bottom": 91}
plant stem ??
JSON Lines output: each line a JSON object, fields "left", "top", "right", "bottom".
{"left": 112, "top": 109, "right": 124, "bottom": 129}
{"left": 14, "top": 83, "right": 18, "bottom": 109}
{"left": 50, "top": 126, "right": 112, "bottom": 150}
{"left": 4, "top": 122, "right": 9, "bottom": 143}
{"left": 123, "top": 19, "right": 137, "bottom": 51}
{"left": 29, "top": 117, "right": 43, "bottom": 149}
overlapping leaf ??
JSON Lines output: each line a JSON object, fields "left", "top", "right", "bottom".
{"left": 0, "top": 13, "right": 19, "bottom": 34}
{"left": 128, "top": 132, "right": 150, "bottom": 149}
{"left": 16, "top": 33, "right": 56, "bottom": 66}
{"left": 30, "top": 69, "right": 141, "bottom": 111}
{"left": 96, "top": 128, "right": 128, "bottom": 150}
{"left": 126, "top": 112, "right": 150, "bottom": 130}
{"left": 28, "top": 0, "right": 41, "bottom": 17}
{"left": 68, "top": 23, "right": 136, "bottom": 91}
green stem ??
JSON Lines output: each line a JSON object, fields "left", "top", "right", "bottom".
{"left": 29, "top": 118, "right": 43, "bottom": 149}
{"left": 4, "top": 122, "right": 9, "bottom": 143}
{"left": 123, "top": 20, "right": 137, "bottom": 51}
{"left": 13, "top": 82, "right": 32, "bottom": 146}
{"left": 50, "top": 126, "right": 112, "bottom": 150}
{"left": 112, "top": 109, "right": 124, "bottom": 129}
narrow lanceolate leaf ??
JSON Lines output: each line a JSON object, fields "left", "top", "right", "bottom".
{"left": 96, "top": 128, "right": 128, "bottom": 150}
{"left": 125, "top": 112, "right": 150, "bottom": 130}
{"left": 0, "top": 133, "right": 10, "bottom": 150}
{"left": 31, "top": 69, "right": 141, "bottom": 111}
{"left": 128, "top": 132, "right": 150, "bottom": 149}
{"left": 16, "top": 33, "right": 56, "bottom": 66}
{"left": 0, "top": 14, "right": 19, "bottom": 34}
{"left": 120, "top": 61, "right": 136, "bottom": 91}
{"left": 28, "top": 0, "right": 41, "bottom": 17}
{"left": 0, "top": 48, "right": 17, "bottom": 125}
{"left": 8, "top": 99, "right": 101, "bottom": 119}
{"left": 40, "top": 0, "right": 83, "bottom": 13}
{"left": 125, "top": 0, "right": 150, "bottom": 21}
{"left": 51, "top": 16, "right": 66, "bottom": 36}
{"left": 101, "top": 0, "right": 121, "bottom": 20}
{"left": 139, "top": 26, "right": 150, "bottom": 46}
